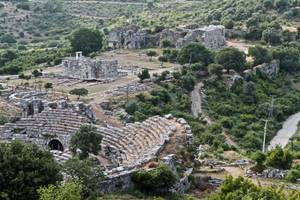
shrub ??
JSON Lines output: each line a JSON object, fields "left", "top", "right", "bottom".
{"left": 0, "top": 34, "right": 17, "bottom": 44}
{"left": 132, "top": 164, "right": 177, "bottom": 193}
{"left": 16, "top": 3, "right": 30, "bottom": 10}
{"left": 138, "top": 69, "right": 150, "bottom": 83}
{"left": 266, "top": 145, "right": 293, "bottom": 169}
{"left": 69, "top": 88, "right": 88, "bottom": 97}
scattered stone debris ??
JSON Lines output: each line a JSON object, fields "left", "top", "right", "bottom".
{"left": 245, "top": 168, "right": 288, "bottom": 179}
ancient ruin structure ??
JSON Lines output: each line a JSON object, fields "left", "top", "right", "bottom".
{"left": 62, "top": 52, "right": 119, "bottom": 80}
{"left": 243, "top": 60, "right": 280, "bottom": 78}
{"left": 108, "top": 25, "right": 159, "bottom": 49}
{"left": 0, "top": 87, "right": 193, "bottom": 193}
{"left": 176, "top": 25, "right": 226, "bottom": 49}
{"left": 108, "top": 25, "right": 226, "bottom": 50}
{"left": 0, "top": 108, "right": 89, "bottom": 151}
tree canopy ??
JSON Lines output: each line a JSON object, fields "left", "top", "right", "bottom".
{"left": 177, "top": 43, "right": 214, "bottom": 65}
{"left": 266, "top": 145, "right": 293, "bottom": 169}
{"left": 215, "top": 48, "right": 246, "bottom": 73}
{"left": 62, "top": 157, "right": 104, "bottom": 196}
{"left": 248, "top": 45, "right": 273, "bottom": 66}
{"left": 70, "top": 28, "right": 103, "bottom": 56}
{"left": 38, "top": 181, "right": 83, "bottom": 200}
{"left": 70, "top": 125, "right": 102, "bottom": 159}
{"left": 0, "top": 141, "right": 61, "bottom": 200}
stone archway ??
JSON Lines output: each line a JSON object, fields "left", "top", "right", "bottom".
{"left": 48, "top": 139, "right": 64, "bottom": 151}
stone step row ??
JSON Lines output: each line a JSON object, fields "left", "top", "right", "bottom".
{"left": 100, "top": 116, "right": 176, "bottom": 165}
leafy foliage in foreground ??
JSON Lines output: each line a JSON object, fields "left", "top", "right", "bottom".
{"left": 132, "top": 164, "right": 177, "bottom": 194}
{"left": 38, "top": 181, "right": 83, "bottom": 200}
{"left": 209, "top": 176, "right": 285, "bottom": 200}
{"left": 0, "top": 141, "right": 61, "bottom": 200}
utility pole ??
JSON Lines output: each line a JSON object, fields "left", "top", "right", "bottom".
{"left": 262, "top": 96, "right": 274, "bottom": 153}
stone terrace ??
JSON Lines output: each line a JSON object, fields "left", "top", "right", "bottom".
{"left": 0, "top": 108, "right": 89, "bottom": 150}
{"left": 99, "top": 115, "right": 177, "bottom": 166}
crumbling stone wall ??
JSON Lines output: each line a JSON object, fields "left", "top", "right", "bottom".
{"left": 62, "top": 52, "right": 118, "bottom": 80}
{"left": 108, "top": 26, "right": 159, "bottom": 49}
{"left": 243, "top": 60, "right": 280, "bottom": 78}
{"left": 109, "top": 25, "right": 226, "bottom": 50}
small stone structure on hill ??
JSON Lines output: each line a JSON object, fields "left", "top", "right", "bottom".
{"left": 62, "top": 52, "right": 119, "bottom": 80}
{"left": 108, "top": 25, "right": 226, "bottom": 50}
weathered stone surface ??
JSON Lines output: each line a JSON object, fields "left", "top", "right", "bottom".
{"left": 0, "top": 108, "right": 89, "bottom": 151}
{"left": 162, "top": 154, "right": 177, "bottom": 173}
{"left": 243, "top": 60, "right": 280, "bottom": 78}
{"left": 109, "top": 25, "right": 226, "bottom": 50}
{"left": 62, "top": 52, "right": 118, "bottom": 80}
{"left": 159, "top": 29, "right": 184, "bottom": 47}
{"left": 171, "top": 168, "right": 193, "bottom": 193}
{"left": 108, "top": 26, "right": 159, "bottom": 49}
{"left": 254, "top": 60, "right": 280, "bottom": 78}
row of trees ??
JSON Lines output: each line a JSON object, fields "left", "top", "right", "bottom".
{"left": 172, "top": 43, "right": 300, "bottom": 74}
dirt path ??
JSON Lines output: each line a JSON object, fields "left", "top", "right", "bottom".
{"left": 91, "top": 103, "right": 124, "bottom": 128}
{"left": 191, "top": 82, "right": 202, "bottom": 118}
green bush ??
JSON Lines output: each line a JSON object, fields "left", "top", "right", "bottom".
{"left": 177, "top": 43, "right": 213, "bottom": 65}
{"left": 266, "top": 145, "right": 293, "bottom": 169}
{"left": 0, "top": 34, "right": 17, "bottom": 44}
{"left": 132, "top": 164, "right": 177, "bottom": 193}
{"left": 16, "top": 3, "right": 30, "bottom": 10}
{"left": 0, "top": 141, "right": 61, "bottom": 200}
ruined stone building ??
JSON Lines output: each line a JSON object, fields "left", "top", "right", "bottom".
{"left": 176, "top": 25, "right": 226, "bottom": 49}
{"left": 108, "top": 25, "right": 159, "bottom": 49}
{"left": 62, "top": 52, "right": 118, "bottom": 80}
{"left": 108, "top": 25, "right": 226, "bottom": 50}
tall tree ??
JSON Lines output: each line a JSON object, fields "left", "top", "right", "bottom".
{"left": 0, "top": 141, "right": 61, "bottom": 200}
{"left": 177, "top": 43, "right": 214, "bottom": 65}
{"left": 215, "top": 48, "right": 246, "bottom": 73}
{"left": 70, "top": 28, "right": 103, "bottom": 56}
{"left": 266, "top": 145, "right": 293, "bottom": 169}
{"left": 70, "top": 125, "right": 102, "bottom": 159}
{"left": 248, "top": 45, "right": 273, "bottom": 66}
{"left": 273, "top": 47, "right": 300, "bottom": 73}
